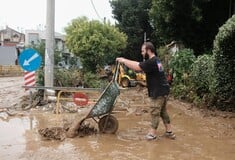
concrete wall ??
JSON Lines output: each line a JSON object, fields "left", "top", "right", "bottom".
{"left": 0, "top": 46, "right": 18, "bottom": 65}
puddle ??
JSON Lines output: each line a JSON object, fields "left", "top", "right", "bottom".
{"left": 0, "top": 116, "right": 37, "bottom": 160}
{"left": 0, "top": 106, "right": 234, "bottom": 160}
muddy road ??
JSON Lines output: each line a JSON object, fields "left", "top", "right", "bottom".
{"left": 0, "top": 77, "right": 234, "bottom": 160}
{"left": 0, "top": 77, "right": 28, "bottom": 109}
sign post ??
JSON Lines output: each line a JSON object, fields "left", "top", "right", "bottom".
{"left": 24, "top": 71, "right": 36, "bottom": 91}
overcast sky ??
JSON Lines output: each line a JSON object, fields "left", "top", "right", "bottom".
{"left": 0, "top": 0, "right": 115, "bottom": 34}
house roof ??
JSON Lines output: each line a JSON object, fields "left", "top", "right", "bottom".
{"left": 0, "top": 46, "right": 17, "bottom": 65}
{"left": 0, "top": 26, "right": 25, "bottom": 37}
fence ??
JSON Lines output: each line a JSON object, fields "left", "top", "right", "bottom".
{"left": 0, "top": 65, "right": 24, "bottom": 76}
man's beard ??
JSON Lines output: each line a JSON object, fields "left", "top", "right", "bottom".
{"left": 143, "top": 54, "right": 149, "bottom": 61}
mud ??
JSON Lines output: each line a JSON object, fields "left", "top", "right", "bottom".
{"left": 0, "top": 77, "right": 28, "bottom": 109}
{"left": 0, "top": 77, "right": 235, "bottom": 160}
{"left": 38, "top": 123, "right": 97, "bottom": 141}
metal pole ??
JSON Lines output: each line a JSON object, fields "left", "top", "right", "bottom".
{"left": 233, "top": 0, "right": 235, "bottom": 15}
{"left": 144, "top": 32, "right": 146, "bottom": 42}
{"left": 229, "top": 0, "right": 232, "bottom": 18}
{"left": 45, "top": 0, "right": 55, "bottom": 88}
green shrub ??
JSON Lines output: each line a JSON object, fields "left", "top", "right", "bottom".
{"left": 190, "top": 54, "right": 215, "bottom": 96}
{"left": 188, "top": 54, "right": 218, "bottom": 108}
{"left": 36, "top": 68, "right": 82, "bottom": 87}
{"left": 36, "top": 67, "right": 44, "bottom": 86}
{"left": 37, "top": 67, "right": 106, "bottom": 89}
{"left": 169, "top": 48, "right": 196, "bottom": 85}
{"left": 171, "top": 84, "right": 189, "bottom": 99}
{"left": 83, "top": 72, "right": 105, "bottom": 88}
{"left": 213, "top": 15, "right": 235, "bottom": 111}
{"left": 168, "top": 48, "right": 196, "bottom": 101}
{"left": 54, "top": 68, "right": 83, "bottom": 87}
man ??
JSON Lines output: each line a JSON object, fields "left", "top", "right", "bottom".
{"left": 116, "top": 42, "right": 176, "bottom": 140}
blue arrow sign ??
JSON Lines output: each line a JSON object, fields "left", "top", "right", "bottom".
{"left": 19, "top": 48, "right": 42, "bottom": 72}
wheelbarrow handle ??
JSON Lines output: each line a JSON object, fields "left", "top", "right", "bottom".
{"left": 113, "top": 62, "right": 120, "bottom": 82}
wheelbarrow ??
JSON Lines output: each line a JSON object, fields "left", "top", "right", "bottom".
{"left": 66, "top": 62, "right": 121, "bottom": 138}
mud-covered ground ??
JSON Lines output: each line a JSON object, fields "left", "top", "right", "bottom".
{"left": 0, "top": 77, "right": 235, "bottom": 160}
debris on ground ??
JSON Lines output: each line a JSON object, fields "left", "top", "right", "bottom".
{"left": 77, "top": 123, "right": 98, "bottom": 137}
{"left": 38, "top": 122, "right": 97, "bottom": 141}
{"left": 0, "top": 108, "right": 26, "bottom": 117}
{"left": 38, "top": 127, "right": 66, "bottom": 141}
{"left": 19, "top": 90, "right": 45, "bottom": 110}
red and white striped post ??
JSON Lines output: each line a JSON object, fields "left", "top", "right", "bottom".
{"left": 24, "top": 71, "right": 36, "bottom": 90}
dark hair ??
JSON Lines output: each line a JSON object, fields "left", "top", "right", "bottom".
{"left": 143, "top": 42, "right": 155, "bottom": 53}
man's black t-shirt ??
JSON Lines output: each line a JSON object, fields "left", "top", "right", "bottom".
{"left": 139, "top": 56, "right": 170, "bottom": 98}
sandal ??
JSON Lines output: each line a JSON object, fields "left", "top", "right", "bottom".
{"left": 164, "top": 131, "right": 176, "bottom": 140}
{"left": 145, "top": 134, "right": 157, "bottom": 140}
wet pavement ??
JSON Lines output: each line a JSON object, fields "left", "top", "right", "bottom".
{"left": 0, "top": 77, "right": 235, "bottom": 160}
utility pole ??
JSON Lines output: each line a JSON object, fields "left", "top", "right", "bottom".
{"left": 229, "top": 0, "right": 235, "bottom": 17}
{"left": 229, "top": 0, "right": 232, "bottom": 17}
{"left": 144, "top": 32, "right": 146, "bottom": 42}
{"left": 45, "top": 0, "right": 55, "bottom": 88}
{"left": 44, "top": 0, "right": 55, "bottom": 100}
{"left": 233, "top": 0, "right": 235, "bottom": 15}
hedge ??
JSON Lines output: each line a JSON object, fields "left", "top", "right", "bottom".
{"left": 213, "top": 15, "right": 235, "bottom": 111}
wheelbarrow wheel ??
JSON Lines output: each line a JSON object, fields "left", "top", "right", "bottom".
{"left": 98, "top": 115, "right": 118, "bottom": 134}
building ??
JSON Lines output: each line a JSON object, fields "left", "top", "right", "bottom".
{"left": 25, "top": 29, "right": 65, "bottom": 52}
{"left": 24, "top": 29, "right": 74, "bottom": 67}
{"left": 0, "top": 26, "right": 23, "bottom": 66}
{"left": 0, "top": 26, "right": 25, "bottom": 47}
{"left": 0, "top": 27, "right": 76, "bottom": 68}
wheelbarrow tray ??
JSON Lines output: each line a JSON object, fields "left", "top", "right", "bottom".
{"left": 86, "top": 81, "right": 120, "bottom": 118}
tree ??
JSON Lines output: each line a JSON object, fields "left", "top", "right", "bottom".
{"left": 150, "top": 0, "right": 231, "bottom": 54}
{"left": 150, "top": 0, "right": 202, "bottom": 49}
{"left": 64, "top": 17, "right": 127, "bottom": 72}
{"left": 110, "top": 0, "right": 155, "bottom": 61}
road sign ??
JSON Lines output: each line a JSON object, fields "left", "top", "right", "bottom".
{"left": 73, "top": 92, "right": 89, "bottom": 106}
{"left": 19, "top": 48, "right": 42, "bottom": 72}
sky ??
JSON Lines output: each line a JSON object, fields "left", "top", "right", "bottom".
{"left": 0, "top": 0, "right": 115, "bottom": 34}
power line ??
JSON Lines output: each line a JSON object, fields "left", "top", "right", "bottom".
{"left": 90, "top": 0, "right": 103, "bottom": 21}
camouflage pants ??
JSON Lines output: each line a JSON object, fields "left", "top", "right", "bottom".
{"left": 149, "top": 96, "right": 171, "bottom": 129}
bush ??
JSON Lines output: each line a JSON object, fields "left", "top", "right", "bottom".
{"left": 188, "top": 54, "right": 218, "bottom": 108}
{"left": 36, "top": 67, "right": 83, "bottom": 87}
{"left": 83, "top": 72, "right": 106, "bottom": 88}
{"left": 169, "top": 48, "right": 196, "bottom": 85}
{"left": 36, "top": 67, "right": 44, "bottom": 86}
{"left": 213, "top": 15, "right": 235, "bottom": 111}
{"left": 54, "top": 68, "right": 83, "bottom": 87}
{"left": 168, "top": 48, "right": 196, "bottom": 101}
{"left": 190, "top": 54, "right": 215, "bottom": 95}
{"left": 37, "top": 67, "right": 106, "bottom": 90}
